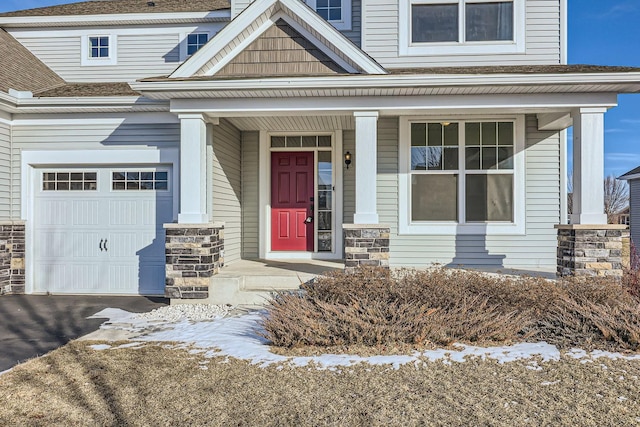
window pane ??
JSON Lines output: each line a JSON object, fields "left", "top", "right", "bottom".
{"left": 99, "top": 48, "right": 109, "bottom": 57}
{"left": 465, "top": 122, "right": 480, "bottom": 146}
{"left": 498, "top": 122, "right": 514, "bottom": 145}
{"left": 466, "top": 2, "right": 514, "bottom": 41}
{"left": 329, "top": 9, "right": 341, "bottom": 20}
{"left": 318, "top": 135, "right": 332, "bottom": 147}
{"left": 90, "top": 37, "right": 99, "bottom": 47}
{"left": 318, "top": 212, "right": 332, "bottom": 231}
{"left": 302, "top": 136, "right": 317, "bottom": 147}
{"left": 271, "top": 136, "right": 285, "bottom": 147}
{"left": 286, "top": 136, "right": 301, "bottom": 147}
{"left": 84, "top": 172, "right": 97, "bottom": 181}
{"left": 155, "top": 181, "right": 168, "bottom": 190}
{"left": 443, "top": 123, "right": 459, "bottom": 146}
{"left": 443, "top": 147, "right": 458, "bottom": 170}
{"left": 481, "top": 122, "right": 497, "bottom": 145}
{"left": 412, "top": 4, "right": 459, "bottom": 42}
{"left": 412, "top": 174, "right": 458, "bottom": 221}
{"left": 318, "top": 191, "right": 332, "bottom": 210}
{"left": 466, "top": 174, "right": 513, "bottom": 222}
{"left": 318, "top": 232, "right": 332, "bottom": 252}
{"left": 411, "top": 123, "right": 426, "bottom": 146}
{"left": 466, "top": 147, "right": 481, "bottom": 170}
{"left": 427, "top": 123, "right": 442, "bottom": 146}
{"left": 427, "top": 147, "right": 443, "bottom": 170}
{"left": 411, "top": 147, "right": 427, "bottom": 170}
{"left": 482, "top": 147, "right": 497, "bottom": 169}
{"left": 156, "top": 171, "right": 168, "bottom": 181}
{"left": 318, "top": 0, "right": 328, "bottom": 7}
{"left": 317, "top": 9, "right": 329, "bottom": 19}
{"left": 498, "top": 147, "right": 514, "bottom": 169}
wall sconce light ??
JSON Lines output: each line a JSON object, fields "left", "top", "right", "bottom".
{"left": 344, "top": 151, "right": 352, "bottom": 169}
{"left": 441, "top": 122, "right": 450, "bottom": 127}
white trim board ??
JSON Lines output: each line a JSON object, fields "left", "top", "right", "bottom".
{"left": 0, "top": 11, "right": 230, "bottom": 27}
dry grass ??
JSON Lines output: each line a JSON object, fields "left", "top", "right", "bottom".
{"left": 1, "top": 341, "right": 640, "bottom": 426}
{"left": 262, "top": 268, "right": 640, "bottom": 352}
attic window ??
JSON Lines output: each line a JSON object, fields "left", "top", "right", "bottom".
{"left": 89, "top": 36, "right": 109, "bottom": 58}
{"left": 81, "top": 35, "right": 117, "bottom": 66}
{"left": 305, "top": 0, "right": 352, "bottom": 31}
{"left": 187, "top": 33, "right": 209, "bottom": 56}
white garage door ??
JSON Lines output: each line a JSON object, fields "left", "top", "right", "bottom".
{"left": 34, "top": 167, "right": 174, "bottom": 295}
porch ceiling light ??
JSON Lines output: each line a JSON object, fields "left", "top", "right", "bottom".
{"left": 345, "top": 151, "right": 352, "bottom": 169}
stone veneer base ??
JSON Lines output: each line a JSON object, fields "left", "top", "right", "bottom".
{"left": 343, "top": 224, "right": 390, "bottom": 273}
{"left": 556, "top": 224, "right": 626, "bottom": 278}
{"left": 0, "top": 221, "right": 26, "bottom": 295}
{"left": 164, "top": 222, "right": 224, "bottom": 299}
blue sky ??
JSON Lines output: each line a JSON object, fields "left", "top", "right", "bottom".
{"left": 1, "top": 0, "right": 639, "bottom": 177}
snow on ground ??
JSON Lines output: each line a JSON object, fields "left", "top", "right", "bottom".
{"left": 87, "top": 306, "right": 640, "bottom": 369}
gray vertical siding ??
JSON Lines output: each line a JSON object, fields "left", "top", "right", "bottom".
{"left": 362, "top": 0, "right": 561, "bottom": 68}
{"left": 0, "top": 117, "right": 11, "bottom": 220}
{"left": 630, "top": 180, "right": 640, "bottom": 247}
{"left": 377, "top": 115, "right": 560, "bottom": 271}
{"left": 212, "top": 119, "right": 242, "bottom": 264}
{"left": 10, "top": 120, "right": 180, "bottom": 218}
{"left": 241, "top": 131, "right": 260, "bottom": 258}
{"left": 342, "top": 129, "right": 355, "bottom": 223}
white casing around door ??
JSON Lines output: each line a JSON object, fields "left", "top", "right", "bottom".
{"left": 34, "top": 167, "right": 173, "bottom": 295}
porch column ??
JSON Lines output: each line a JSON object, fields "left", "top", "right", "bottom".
{"left": 557, "top": 107, "right": 622, "bottom": 278}
{"left": 570, "top": 107, "right": 607, "bottom": 225}
{"left": 178, "top": 113, "right": 209, "bottom": 224}
{"left": 353, "top": 111, "right": 379, "bottom": 224}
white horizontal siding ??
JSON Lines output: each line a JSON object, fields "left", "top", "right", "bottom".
{"left": 212, "top": 119, "right": 242, "bottom": 264}
{"left": 0, "top": 119, "right": 11, "bottom": 220}
{"left": 377, "top": 115, "right": 560, "bottom": 271}
{"left": 10, "top": 120, "right": 180, "bottom": 218}
{"left": 241, "top": 131, "right": 260, "bottom": 258}
{"left": 363, "top": 0, "right": 561, "bottom": 68}
{"left": 11, "top": 24, "right": 223, "bottom": 83}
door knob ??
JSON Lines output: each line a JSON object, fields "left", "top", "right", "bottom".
{"left": 304, "top": 216, "right": 314, "bottom": 224}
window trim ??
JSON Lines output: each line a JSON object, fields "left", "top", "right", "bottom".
{"left": 81, "top": 34, "right": 117, "bottom": 66}
{"left": 180, "top": 31, "right": 211, "bottom": 61}
{"left": 306, "top": 0, "right": 352, "bottom": 31}
{"left": 398, "top": 115, "right": 526, "bottom": 235}
{"left": 399, "top": 0, "right": 525, "bottom": 57}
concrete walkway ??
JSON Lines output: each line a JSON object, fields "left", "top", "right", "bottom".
{"left": 0, "top": 295, "right": 167, "bottom": 372}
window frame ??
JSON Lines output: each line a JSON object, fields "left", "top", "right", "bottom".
{"left": 398, "top": 115, "right": 526, "bottom": 235}
{"left": 306, "top": 0, "right": 352, "bottom": 31}
{"left": 186, "top": 32, "right": 209, "bottom": 56}
{"left": 399, "top": 0, "right": 525, "bottom": 57}
{"left": 180, "top": 31, "right": 212, "bottom": 61}
{"left": 81, "top": 34, "right": 117, "bottom": 66}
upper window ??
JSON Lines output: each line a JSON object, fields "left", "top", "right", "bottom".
{"left": 187, "top": 33, "right": 209, "bottom": 56}
{"left": 400, "top": 0, "right": 524, "bottom": 56}
{"left": 306, "top": 0, "right": 352, "bottom": 30}
{"left": 399, "top": 117, "right": 525, "bottom": 235}
{"left": 81, "top": 35, "right": 117, "bottom": 66}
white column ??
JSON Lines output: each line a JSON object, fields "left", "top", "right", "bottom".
{"left": 178, "top": 114, "right": 209, "bottom": 224}
{"left": 570, "top": 107, "right": 607, "bottom": 224}
{"left": 353, "top": 111, "right": 379, "bottom": 224}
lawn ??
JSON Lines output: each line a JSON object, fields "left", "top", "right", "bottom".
{"left": 1, "top": 341, "right": 639, "bottom": 426}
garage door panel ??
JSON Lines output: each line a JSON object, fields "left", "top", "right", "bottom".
{"left": 35, "top": 166, "right": 173, "bottom": 295}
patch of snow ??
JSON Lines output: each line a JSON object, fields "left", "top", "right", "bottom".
{"left": 541, "top": 380, "right": 560, "bottom": 386}
{"left": 0, "top": 368, "right": 13, "bottom": 376}
{"left": 86, "top": 308, "right": 640, "bottom": 369}
{"left": 89, "top": 344, "right": 112, "bottom": 351}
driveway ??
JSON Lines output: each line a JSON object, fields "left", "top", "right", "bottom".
{"left": 0, "top": 295, "right": 168, "bottom": 372}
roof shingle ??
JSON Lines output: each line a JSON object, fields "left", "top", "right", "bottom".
{"left": 0, "top": 29, "right": 65, "bottom": 93}
{"left": 0, "top": 0, "right": 230, "bottom": 17}
{"left": 35, "top": 82, "right": 140, "bottom": 97}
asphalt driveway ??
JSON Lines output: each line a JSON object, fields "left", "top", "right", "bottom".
{"left": 0, "top": 295, "right": 168, "bottom": 372}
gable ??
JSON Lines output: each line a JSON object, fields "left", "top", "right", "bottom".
{"left": 216, "top": 19, "right": 348, "bottom": 77}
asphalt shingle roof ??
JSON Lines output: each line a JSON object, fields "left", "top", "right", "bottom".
{"left": 35, "top": 82, "right": 140, "bottom": 97}
{"left": 0, "top": 0, "right": 230, "bottom": 17}
{"left": 0, "top": 29, "right": 65, "bottom": 94}
{"left": 388, "top": 65, "right": 640, "bottom": 75}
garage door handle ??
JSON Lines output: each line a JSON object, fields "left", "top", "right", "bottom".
{"left": 99, "top": 239, "right": 104, "bottom": 252}
{"left": 104, "top": 240, "right": 108, "bottom": 252}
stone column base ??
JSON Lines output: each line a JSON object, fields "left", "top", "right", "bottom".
{"left": 164, "top": 222, "right": 224, "bottom": 299}
{"left": 0, "top": 221, "right": 26, "bottom": 295}
{"left": 556, "top": 224, "right": 625, "bottom": 278}
{"left": 343, "top": 224, "right": 390, "bottom": 273}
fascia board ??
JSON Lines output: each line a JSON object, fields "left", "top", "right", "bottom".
{"left": 171, "top": 0, "right": 386, "bottom": 78}
{"left": 0, "top": 11, "right": 230, "bottom": 27}
{"left": 133, "top": 72, "right": 640, "bottom": 92}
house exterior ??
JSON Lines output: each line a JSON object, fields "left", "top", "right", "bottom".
{"left": 0, "top": 0, "right": 639, "bottom": 299}
{"left": 620, "top": 168, "right": 640, "bottom": 246}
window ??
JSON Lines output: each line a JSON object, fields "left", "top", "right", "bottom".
{"left": 400, "top": 0, "right": 524, "bottom": 56}
{"left": 305, "top": 0, "right": 352, "bottom": 30}
{"left": 81, "top": 35, "right": 117, "bottom": 66}
{"left": 399, "top": 117, "right": 525, "bottom": 235}
{"left": 89, "top": 36, "right": 110, "bottom": 58}
{"left": 112, "top": 171, "right": 169, "bottom": 191}
{"left": 187, "top": 33, "right": 209, "bottom": 56}
{"left": 43, "top": 172, "right": 97, "bottom": 191}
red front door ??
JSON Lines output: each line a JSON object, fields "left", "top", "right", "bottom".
{"left": 271, "top": 151, "right": 314, "bottom": 251}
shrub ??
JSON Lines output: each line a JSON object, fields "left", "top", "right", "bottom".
{"left": 260, "top": 267, "right": 640, "bottom": 351}
{"left": 622, "top": 241, "right": 640, "bottom": 299}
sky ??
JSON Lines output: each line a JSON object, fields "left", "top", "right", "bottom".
{"left": 0, "top": 0, "right": 639, "bottom": 177}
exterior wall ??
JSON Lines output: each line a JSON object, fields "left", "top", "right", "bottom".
{"left": 9, "top": 23, "right": 225, "bottom": 82}
{"left": 368, "top": 114, "right": 559, "bottom": 271}
{"left": 231, "top": 0, "right": 361, "bottom": 46}
{"left": 241, "top": 131, "right": 260, "bottom": 258}
{"left": 0, "top": 115, "right": 11, "bottom": 220}
{"left": 342, "top": 129, "right": 355, "bottom": 223}
{"left": 630, "top": 179, "right": 640, "bottom": 247}
{"left": 211, "top": 119, "right": 242, "bottom": 264}
{"left": 10, "top": 114, "right": 180, "bottom": 217}
{"left": 0, "top": 221, "right": 25, "bottom": 295}
{"left": 362, "top": 0, "right": 561, "bottom": 68}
